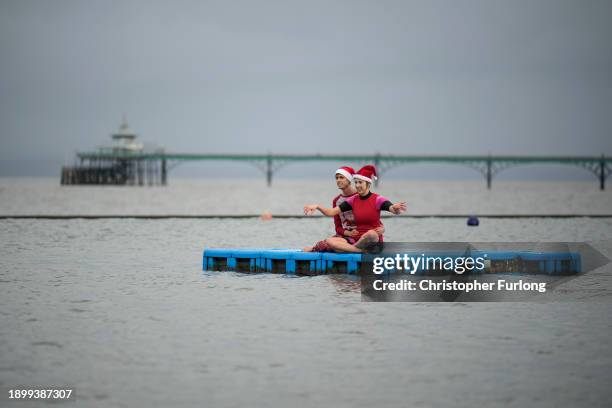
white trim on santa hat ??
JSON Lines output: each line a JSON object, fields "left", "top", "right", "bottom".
{"left": 353, "top": 173, "right": 377, "bottom": 183}
{"left": 335, "top": 168, "right": 354, "bottom": 182}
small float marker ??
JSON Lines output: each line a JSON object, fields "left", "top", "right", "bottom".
{"left": 467, "top": 216, "right": 479, "bottom": 226}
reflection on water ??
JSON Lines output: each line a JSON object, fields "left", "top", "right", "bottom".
{"left": 328, "top": 275, "right": 362, "bottom": 294}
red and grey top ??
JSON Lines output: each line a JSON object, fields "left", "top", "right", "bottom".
{"left": 332, "top": 193, "right": 356, "bottom": 236}
{"left": 338, "top": 192, "right": 393, "bottom": 240}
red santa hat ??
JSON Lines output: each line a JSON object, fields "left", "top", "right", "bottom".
{"left": 335, "top": 166, "right": 355, "bottom": 182}
{"left": 354, "top": 165, "right": 378, "bottom": 183}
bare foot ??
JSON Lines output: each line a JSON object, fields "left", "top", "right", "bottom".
{"left": 355, "top": 230, "right": 379, "bottom": 249}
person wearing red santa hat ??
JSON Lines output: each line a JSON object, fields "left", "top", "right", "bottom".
{"left": 303, "top": 164, "right": 406, "bottom": 253}
{"left": 303, "top": 166, "right": 384, "bottom": 252}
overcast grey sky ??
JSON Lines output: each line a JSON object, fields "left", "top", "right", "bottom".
{"left": 1, "top": 0, "right": 611, "bottom": 179}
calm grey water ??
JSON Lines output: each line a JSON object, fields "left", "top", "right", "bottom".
{"left": 1, "top": 179, "right": 612, "bottom": 407}
{"left": 2, "top": 177, "right": 612, "bottom": 215}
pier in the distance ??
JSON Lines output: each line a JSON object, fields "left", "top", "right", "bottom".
{"left": 60, "top": 119, "right": 612, "bottom": 189}
{"left": 61, "top": 117, "right": 167, "bottom": 186}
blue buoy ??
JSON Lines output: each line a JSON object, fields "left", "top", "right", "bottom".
{"left": 467, "top": 216, "right": 479, "bottom": 226}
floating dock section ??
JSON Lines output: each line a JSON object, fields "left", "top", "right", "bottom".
{"left": 202, "top": 249, "right": 580, "bottom": 275}
{"left": 203, "top": 249, "right": 361, "bottom": 275}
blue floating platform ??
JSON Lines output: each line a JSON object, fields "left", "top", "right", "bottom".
{"left": 203, "top": 248, "right": 362, "bottom": 274}
{"left": 202, "top": 248, "right": 581, "bottom": 275}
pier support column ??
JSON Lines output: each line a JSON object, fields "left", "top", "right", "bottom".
{"left": 374, "top": 153, "right": 380, "bottom": 187}
{"left": 486, "top": 155, "right": 492, "bottom": 189}
{"left": 137, "top": 159, "right": 144, "bottom": 186}
{"left": 147, "top": 160, "right": 153, "bottom": 186}
{"left": 600, "top": 154, "right": 605, "bottom": 191}
{"left": 161, "top": 159, "right": 167, "bottom": 186}
{"left": 266, "top": 155, "right": 272, "bottom": 187}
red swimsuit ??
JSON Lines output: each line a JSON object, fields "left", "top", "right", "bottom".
{"left": 339, "top": 192, "right": 392, "bottom": 241}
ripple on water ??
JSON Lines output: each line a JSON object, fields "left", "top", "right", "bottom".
{"left": 31, "top": 341, "right": 63, "bottom": 348}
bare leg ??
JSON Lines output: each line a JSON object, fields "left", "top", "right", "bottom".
{"left": 325, "top": 237, "right": 362, "bottom": 253}
{"left": 354, "top": 230, "right": 380, "bottom": 249}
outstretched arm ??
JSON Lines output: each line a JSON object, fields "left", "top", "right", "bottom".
{"left": 378, "top": 196, "right": 406, "bottom": 215}
{"left": 388, "top": 202, "right": 407, "bottom": 215}
{"left": 304, "top": 204, "right": 341, "bottom": 217}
